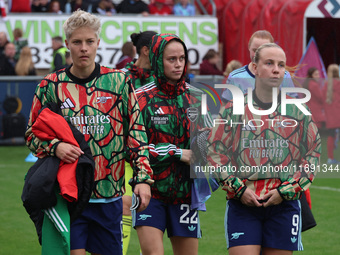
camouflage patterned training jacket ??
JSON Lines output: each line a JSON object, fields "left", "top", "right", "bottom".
{"left": 121, "top": 61, "right": 156, "bottom": 90}
{"left": 25, "top": 63, "right": 153, "bottom": 199}
{"left": 136, "top": 34, "right": 212, "bottom": 204}
{"left": 207, "top": 90, "right": 321, "bottom": 201}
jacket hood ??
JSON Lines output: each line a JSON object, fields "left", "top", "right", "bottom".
{"left": 149, "top": 33, "right": 188, "bottom": 95}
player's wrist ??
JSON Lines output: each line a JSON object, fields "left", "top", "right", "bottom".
{"left": 235, "top": 186, "right": 247, "bottom": 200}
{"left": 276, "top": 187, "right": 287, "bottom": 200}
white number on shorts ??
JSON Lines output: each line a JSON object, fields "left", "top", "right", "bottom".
{"left": 190, "top": 211, "right": 198, "bottom": 224}
{"left": 179, "top": 204, "right": 198, "bottom": 224}
{"left": 291, "top": 214, "right": 299, "bottom": 235}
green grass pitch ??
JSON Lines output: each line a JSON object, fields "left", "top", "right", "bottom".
{"left": 0, "top": 134, "right": 339, "bottom": 254}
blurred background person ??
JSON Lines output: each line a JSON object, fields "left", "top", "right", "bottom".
{"left": 0, "top": 42, "right": 17, "bottom": 75}
{"left": 31, "top": 0, "right": 50, "bottom": 12}
{"left": 15, "top": 46, "right": 37, "bottom": 76}
{"left": 223, "top": 59, "right": 242, "bottom": 80}
{"left": 121, "top": 31, "right": 157, "bottom": 89}
{"left": 173, "top": 0, "right": 195, "bottom": 16}
{"left": 53, "top": 50, "right": 73, "bottom": 70}
{"left": 186, "top": 61, "right": 196, "bottom": 82}
{"left": 70, "top": 0, "right": 87, "bottom": 12}
{"left": 65, "top": 0, "right": 86, "bottom": 12}
{"left": 0, "top": 31, "right": 9, "bottom": 55}
{"left": 12, "top": 28, "right": 28, "bottom": 61}
{"left": 302, "top": 67, "right": 326, "bottom": 130}
{"left": 115, "top": 41, "right": 136, "bottom": 69}
{"left": 58, "top": 0, "right": 68, "bottom": 12}
{"left": 116, "top": 0, "right": 149, "bottom": 16}
{"left": 199, "top": 49, "right": 223, "bottom": 75}
{"left": 48, "top": 0, "right": 63, "bottom": 13}
{"left": 63, "top": 51, "right": 73, "bottom": 68}
{"left": 30, "top": 0, "right": 41, "bottom": 12}
{"left": 323, "top": 64, "right": 340, "bottom": 164}
{"left": 50, "top": 35, "right": 68, "bottom": 72}
{"left": 95, "top": 0, "right": 116, "bottom": 15}
{"left": 149, "top": 0, "right": 172, "bottom": 15}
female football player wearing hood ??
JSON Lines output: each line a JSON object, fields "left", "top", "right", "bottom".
{"left": 133, "top": 33, "right": 212, "bottom": 255}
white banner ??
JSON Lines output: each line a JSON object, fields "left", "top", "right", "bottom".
{"left": 0, "top": 14, "right": 218, "bottom": 69}
{"left": 305, "top": 0, "right": 340, "bottom": 18}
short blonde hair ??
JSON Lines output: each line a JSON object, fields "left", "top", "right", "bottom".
{"left": 326, "top": 64, "right": 340, "bottom": 104}
{"left": 224, "top": 60, "right": 242, "bottom": 77}
{"left": 253, "top": 43, "right": 284, "bottom": 64}
{"left": 15, "top": 46, "right": 35, "bottom": 76}
{"left": 63, "top": 9, "right": 101, "bottom": 40}
{"left": 327, "top": 64, "right": 339, "bottom": 79}
{"left": 248, "top": 30, "right": 274, "bottom": 49}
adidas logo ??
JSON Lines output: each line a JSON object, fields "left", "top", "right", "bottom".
{"left": 242, "top": 120, "right": 256, "bottom": 131}
{"left": 60, "top": 98, "right": 75, "bottom": 109}
{"left": 291, "top": 236, "right": 297, "bottom": 243}
{"left": 154, "top": 108, "right": 165, "bottom": 114}
{"left": 188, "top": 225, "right": 196, "bottom": 231}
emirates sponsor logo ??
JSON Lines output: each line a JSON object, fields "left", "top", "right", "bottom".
{"left": 64, "top": 114, "right": 111, "bottom": 135}
{"left": 242, "top": 137, "right": 289, "bottom": 159}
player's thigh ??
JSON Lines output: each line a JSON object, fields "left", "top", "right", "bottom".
{"left": 263, "top": 200, "right": 302, "bottom": 251}
{"left": 262, "top": 247, "right": 293, "bottom": 255}
{"left": 170, "top": 236, "right": 198, "bottom": 255}
{"left": 133, "top": 198, "right": 167, "bottom": 254}
{"left": 71, "top": 201, "right": 123, "bottom": 254}
{"left": 225, "top": 200, "right": 262, "bottom": 248}
{"left": 228, "top": 245, "right": 261, "bottom": 255}
{"left": 136, "top": 226, "right": 164, "bottom": 255}
{"left": 133, "top": 197, "right": 167, "bottom": 231}
{"left": 71, "top": 249, "right": 86, "bottom": 255}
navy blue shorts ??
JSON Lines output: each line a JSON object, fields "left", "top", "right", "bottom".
{"left": 132, "top": 197, "right": 201, "bottom": 238}
{"left": 70, "top": 199, "right": 123, "bottom": 255}
{"left": 225, "top": 199, "right": 302, "bottom": 251}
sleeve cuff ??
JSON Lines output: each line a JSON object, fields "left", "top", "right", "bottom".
{"left": 235, "top": 185, "right": 247, "bottom": 199}
{"left": 49, "top": 139, "right": 61, "bottom": 156}
{"left": 178, "top": 148, "right": 183, "bottom": 160}
{"left": 277, "top": 187, "right": 287, "bottom": 200}
{"left": 130, "top": 177, "right": 154, "bottom": 189}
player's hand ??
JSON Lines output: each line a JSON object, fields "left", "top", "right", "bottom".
{"left": 55, "top": 142, "right": 83, "bottom": 164}
{"left": 240, "top": 187, "right": 262, "bottom": 207}
{"left": 261, "top": 189, "right": 283, "bottom": 207}
{"left": 180, "top": 149, "right": 192, "bottom": 165}
{"left": 134, "top": 183, "right": 151, "bottom": 213}
{"left": 199, "top": 127, "right": 212, "bottom": 132}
